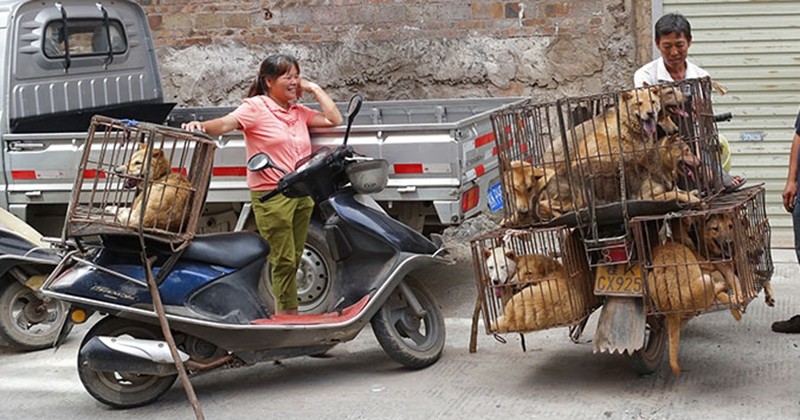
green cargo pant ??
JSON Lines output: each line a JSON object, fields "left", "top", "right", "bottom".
{"left": 250, "top": 191, "right": 314, "bottom": 311}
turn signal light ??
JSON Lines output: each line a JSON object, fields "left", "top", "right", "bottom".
{"left": 461, "top": 185, "right": 480, "bottom": 213}
{"left": 70, "top": 308, "right": 88, "bottom": 324}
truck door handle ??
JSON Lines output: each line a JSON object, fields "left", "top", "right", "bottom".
{"left": 397, "top": 186, "right": 417, "bottom": 193}
{"left": 9, "top": 142, "right": 46, "bottom": 151}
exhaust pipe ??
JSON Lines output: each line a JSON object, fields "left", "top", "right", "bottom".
{"left": 79, "top": 335, "right": 189, "bottom": 376}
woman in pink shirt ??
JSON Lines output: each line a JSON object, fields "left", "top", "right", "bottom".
{"left": 182, "top": 54, "right": 342, "bottom": 314}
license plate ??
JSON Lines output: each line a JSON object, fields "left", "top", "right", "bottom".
{"left": 594, "top": 263, "right": 644, "bottom": 296}
{"left": 487, "top": 181, "right": 504, "bottom": 212}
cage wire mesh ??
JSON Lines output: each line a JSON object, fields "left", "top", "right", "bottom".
{"left": 631, "top": 186, "right": 771, "bottom": 317}
{"left": 490, "top": 77, "right": 724, "bottom": 230}
{"left": 64, "top": 115, "right": 216, "bottom": 244}
{"left": 470, "top": 226, "right": 600, "bottom": 334}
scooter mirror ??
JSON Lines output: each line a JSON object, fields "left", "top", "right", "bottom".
{"left": 246, "top": 153, "right": 271, "bottom": 172}
{"left": 342, "top": 94, "right": 363, "bottom": 147}
{"left": 346, "top": 94, "right": 363, "bottom": 124}
{"left": 247, "top": 153, "right": 287, "bottom": 175}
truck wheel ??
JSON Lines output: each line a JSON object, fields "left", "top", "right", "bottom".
{"left": 371, "top": 276, "right": 445, "bottom": 369}
{"left": 259, "top": 221, "right": 338, "bottom": 314}
{"left": 629, "top": 315, "right": 666, "bottom": 375}
{"left": 78, "top": 317, "right": 177, "bottom": 409}
{"left": 0, "top": 279, "right": 72, "bottom": 350}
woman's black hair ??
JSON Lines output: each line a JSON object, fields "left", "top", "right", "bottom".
{"left": 654, "top": 12, "right": 692, "bottom": 42}
{"left": 246, "top": 54, "right": 300, "bottom": 98}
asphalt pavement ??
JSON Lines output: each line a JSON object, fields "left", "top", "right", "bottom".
{"left": 0, "top": 249, "right": 798, "bottom": 420}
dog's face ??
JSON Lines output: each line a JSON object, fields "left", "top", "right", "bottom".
{"left": 658, "top": 85, "right": 688, "bottom": 117}
{"left": 620, "top": 87, "right": 662, "bottom": 137}
{"left": 660, "top": 134, "right": 701, "bottom": 170}
{"left": 116, "top": 144, "right": 170, "bottom": 188}
{"left": 482, "top": 246, "right": 517, "bottom": 296}
{"left": 502, "top": 160, "right": 551, "bottom": 215}
{"left": 702, "top": 213, "right": 736, "bottom": 259}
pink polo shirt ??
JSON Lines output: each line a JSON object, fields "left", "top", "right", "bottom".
{"left": 232, "top": 96, "right": 319, "bottom": 191}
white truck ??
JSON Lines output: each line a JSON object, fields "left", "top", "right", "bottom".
{"left": 0, "top": 0, "right": 522, "bottom": 314}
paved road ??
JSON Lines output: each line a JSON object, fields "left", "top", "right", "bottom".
{"left": 1, "top": 250, "right": 799, "bottom": 420}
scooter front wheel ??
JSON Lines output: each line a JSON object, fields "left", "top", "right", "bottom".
{"left": 371, "top": 276, "right": 445, "bottom": 369}
{"left": 78, "top": 317, "right": 178, "bottom": 408}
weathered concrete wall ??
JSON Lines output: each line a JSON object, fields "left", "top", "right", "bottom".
{"left": 136, "top": 1, "right": 644, "bottom": 107}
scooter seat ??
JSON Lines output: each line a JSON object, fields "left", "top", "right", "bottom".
{"left": 99, "top": 232, "right": 269, "bottom": 269}
{"left": 184, "top": 232, "right": 269, "bottom": 268}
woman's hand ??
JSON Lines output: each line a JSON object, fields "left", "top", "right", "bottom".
{"left": 182, "top": 121, "right": 206, "bottom": 133}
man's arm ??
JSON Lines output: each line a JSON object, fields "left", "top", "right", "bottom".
{"left": 782, "top": 113, "right": 800, "bottom": 212}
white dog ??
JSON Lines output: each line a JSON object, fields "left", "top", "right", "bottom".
{"left": 481, "top": 246, "right": 519, "bottom": 298}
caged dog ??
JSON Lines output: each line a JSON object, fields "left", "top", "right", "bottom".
{"left": 105, "top": 143, "right": 192, "bottom": 232}
{"left": 647, "top": 231, "right": 741, "bottom": 377}
{"left": 482, "top": 234, "right": 591, "bottom": 333}
{"left": 500, "top": 160, "right": 553, "bottom": 225}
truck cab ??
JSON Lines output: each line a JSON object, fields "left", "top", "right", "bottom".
{"left": 0, "top": 0, "right": 171, "bottom": 232}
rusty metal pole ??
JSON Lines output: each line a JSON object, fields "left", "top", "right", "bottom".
{"left": 143, "top": 254, "right": 204, "bottom": 420}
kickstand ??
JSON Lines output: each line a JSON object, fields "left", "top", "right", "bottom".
{"left": 569, "top": 317, "right": 589, "bottom": 343}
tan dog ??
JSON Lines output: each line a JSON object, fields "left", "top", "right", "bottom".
{"left": 693, "top": 213, "right": 746, "bottom": 306}
{"left": 647, "top": 239, "right": 741, "bottom": 376}
{"left": 629, "top": 134, "right": 701, "bottom": 204}
{"left": 106, "top": 144, "right": 192, "bottom": 232}
{"left": 501, "top": 161, "right": 553, "bottom": 225}
{"left": 490, "top": 252, "right": 583, "bottom": 333}
{"left": 572, "top": 86, "right": 663, "bottom": 167}
{"left": 655, "top": 84, "right": 688, "bottom": 135}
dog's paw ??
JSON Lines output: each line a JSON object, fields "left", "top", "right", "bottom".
{"left": 765, "top": 295, "right": 776, "bottom": 307}
{"left": 103, "top": 205, "right": 119, "bottom": 215}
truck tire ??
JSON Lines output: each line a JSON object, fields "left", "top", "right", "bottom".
{"left": 0, "top": 278, "right": 72, "bottom": 350}
{"left": 371, "top": 276, "right": 445, "bottom": 369}
{"left": 259, "top": 221, "right": 338, "bottom": 314}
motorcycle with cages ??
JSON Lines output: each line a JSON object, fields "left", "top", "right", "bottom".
{"left": 41, "top": 94, "right": 451, "bottom": 408}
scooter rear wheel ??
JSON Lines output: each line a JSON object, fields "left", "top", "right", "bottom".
{"left": 629, "top": 315, "right": 667, "bottom": 375}
{"left": 78, "top": 317, "right": 177, "bottom": 408}
{"left": 371, "top": 276, "right": 445, "bottom": 369}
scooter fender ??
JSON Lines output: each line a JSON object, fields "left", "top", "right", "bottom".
{"left": 80, "top": 335, "right": 188, "bottom": 376}
{"left": 592, "top": 296, "right": 646, "bottom": 355}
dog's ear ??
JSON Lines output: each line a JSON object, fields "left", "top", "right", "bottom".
{"left": 648, "top": 86, "right": 661, "bottom": 97}
{"left": 504, "top": 249, "right": 517, "bottom": 262}
{"left": 620, "top": 90, "right": 634, "bottom": 102}
{"left": 152, "top": 148, "right": 164, "bottom": 158}
{"left": 482, "top": 247, "right": 491, "bottom": 259}
{"left": 137, "top": 142, "right": 148, "bottom": 150}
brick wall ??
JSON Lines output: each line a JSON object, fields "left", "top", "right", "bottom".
{"left": 136, "top": 1, "right": 645, "bottom": 106}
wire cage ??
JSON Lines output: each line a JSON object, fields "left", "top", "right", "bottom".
{"left": 470, "top": 226, "right": 600, "bottom": 334}
{"left": 631, "top": 185, "right": 772, "bottom": 317}
{"left": 64, "top": 115, "right": 216, "bottom": 244}
{"left": 490, "top": 77, "right": 724, "bottom": 230}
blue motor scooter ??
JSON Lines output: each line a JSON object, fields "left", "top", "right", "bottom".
{"left": 42, "top": 95, "right": 451, "bottom": 408}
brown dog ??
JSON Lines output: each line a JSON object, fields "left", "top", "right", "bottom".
{"left": 106, "top": 144, "right": 192, "bottom": 232}
{"left": 693, "top": 213, "right": 747, "bottom": 306}
{"left": 648, "top": 238, "right": 741, "bottom": 376}
{"left": 572, "top": 86, "right": 663, "bottom": 167}
{"left": 629, "top": 134, "right": 701, "bottom": 204}
{"left": 501, "top": 161, "right": 553, "bottom": 225}
{"left": 490, "top": 252, "right": 585, "bottom": 333}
